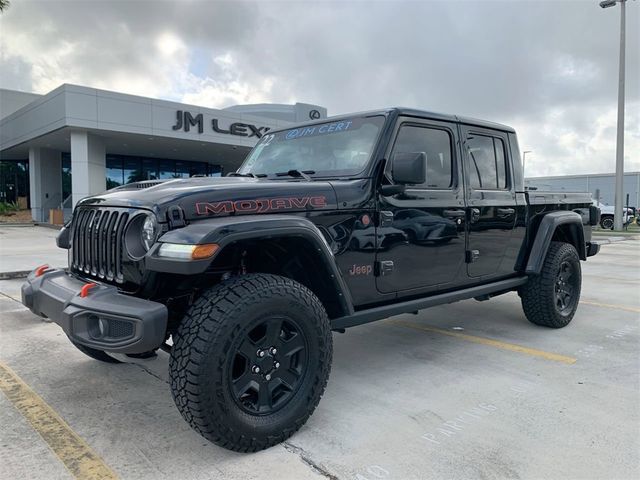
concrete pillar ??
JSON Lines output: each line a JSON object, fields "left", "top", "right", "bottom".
{"left": 70, "top": 131, "right": 105, "bottom": 208}
{"left": 28, "top": 148, "right": 62, "bottom": 222}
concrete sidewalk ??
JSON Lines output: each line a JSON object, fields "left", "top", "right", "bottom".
{"left": 0, "top": 225, "right": 67, "bottom": 278}
{"left": 593, "top": 234, "right": 640, "bottom": 244}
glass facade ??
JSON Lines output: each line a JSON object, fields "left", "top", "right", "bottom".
{"left": 62, "top": 153, "right": 223, "bottom": 193}
{"left": 1, "top": 154, "right": 223, "bottom": 211}
{"left": 62, "top": 156, "right": 72, "bottom": 202}
{"left": 0, "top": 160, "right": 29, "bottom": 207}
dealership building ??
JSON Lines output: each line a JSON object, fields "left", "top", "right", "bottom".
{"left": 0, "top": 84, "right": 326, "bottom": 222}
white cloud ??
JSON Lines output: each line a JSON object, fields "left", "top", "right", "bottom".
{"left": 156, "top": 32, "right": 186, "bottom": 58}
{"left": 516, "top": 102, "right": 640, "bottom": 176}
{"left": 182, "top": 74, "right": 275, "bottom": 109}
{"left": 181, "top": 52, "right": 277, "bottom": 108}
{"left": 0, "top": 0, "right": 638, "bottom": 176}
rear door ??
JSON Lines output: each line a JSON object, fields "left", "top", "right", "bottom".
{"left": 461, "top": 126, "right": 517, "bottom": 278}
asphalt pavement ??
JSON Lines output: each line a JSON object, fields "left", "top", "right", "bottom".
{"left": 0, "top": 226, "right": 638, "bottom": 480}
{"left": 0, "top": 225, "right": 67, "bottom": 278}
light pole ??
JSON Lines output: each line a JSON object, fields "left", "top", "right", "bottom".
{"left": 522, "top": 151, "right": 532, "bottom": 178}
{"left": 599, "top": 0, "right": 634, "bottom": 230}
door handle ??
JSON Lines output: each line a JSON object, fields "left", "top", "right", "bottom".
{"left": 497, "top": 208, "right": 515, "bottom": 217}
{"left": 443, "top": 209, "right": 465, "bottom": 219}
{"left": 470, "top": 208, "right": 481, "bottom": 223}
{"left": 378, "top": 210, "right": 394, "bottom": 227}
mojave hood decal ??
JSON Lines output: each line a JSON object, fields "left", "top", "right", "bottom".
{"left": 195, "top": 196, "right": 328, "bottom": 216}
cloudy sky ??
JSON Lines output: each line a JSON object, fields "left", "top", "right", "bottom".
{"left": 1, "top": 0, "right": 638, "bottom": 177}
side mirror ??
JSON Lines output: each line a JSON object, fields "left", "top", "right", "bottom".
{"left": 391, "top": 152, "right": 426, "bottom": 185}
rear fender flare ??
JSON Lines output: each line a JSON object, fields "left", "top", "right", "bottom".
{"left": 525, "top": 211, "right": 586, "bottom": 275}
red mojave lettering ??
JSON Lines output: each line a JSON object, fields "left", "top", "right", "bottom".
{"left": 195, "top": 195, "right": 328, "bottom": 216}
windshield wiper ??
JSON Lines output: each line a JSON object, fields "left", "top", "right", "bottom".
{"left": 275, "top": 170, "right": 315, "bottom": 181}
{"left": 227, "top": 172, "right": 267, "bottom": 178}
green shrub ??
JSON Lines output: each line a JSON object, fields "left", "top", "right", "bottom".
{"left": 0, "top": 201, "right": 20, "bottom": 215}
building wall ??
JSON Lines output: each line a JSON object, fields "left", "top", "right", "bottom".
{"left": 0, "top": 85, "right": 301, "bottom": 152}
{"left": 525, "top": 172, "right": 640, "bottom": 207}
{"left": 70, "top": 131, "right": 106, "bottom": 207}
{"left": 224, "top": 103, "right": 327, "bottom": 123}
{"left": 1, "top": 84, "right": 329, "bottom": 222}
{"left": 0, "top": 89, "right": 42, "bottom": 119}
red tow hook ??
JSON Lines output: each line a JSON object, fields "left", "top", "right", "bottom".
{"left": 34, "top": 264, "right": 50, "bottom": 277}
{"left": 79, "top": 282, "right": 98, "bottom": 298}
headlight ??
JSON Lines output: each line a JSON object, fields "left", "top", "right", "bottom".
{"left": 157, "top": 243, "right": 219, "bottom": 260}
{"left": 125, "top": 213, "right": 158, "bottom": 259}
{"left": 142, "top": 215, "right": 157, "bottom": 251}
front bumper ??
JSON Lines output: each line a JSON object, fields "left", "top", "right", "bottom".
{"left": 21, "top": 268, "right": 168, "bottom": 354}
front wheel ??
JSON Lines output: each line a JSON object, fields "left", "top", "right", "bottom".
{"left": 169, "top": 274, "right": 332, "bottom": 452}
{"left": 600, "top": 215, "right": 614, "bottom": 230}
{"left": 520, "top": 242, "right": 582, "bottom": 328}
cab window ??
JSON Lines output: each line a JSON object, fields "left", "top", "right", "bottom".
{"left": 466, "top": 134, "right": 508, "bottom": 190}
{"left": 391, "top": 125, "right": 454, "bottom": 189}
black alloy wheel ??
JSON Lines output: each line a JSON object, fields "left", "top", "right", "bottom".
{"left": 554, "top": 260, "right": 578, "bottom": 315}
{"left": 229, "top": 316, "right": 308, "bottom": 415}
{"left": 169, "top": 273, "right": 332, "bottom": 452}
{"left": 600, "top": 216, "right": 614, "bottom": 230}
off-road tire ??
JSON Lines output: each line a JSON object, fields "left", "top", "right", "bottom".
{"left": 69, "top": 339, "right": 122, "bottom": 363}
{"left": 169, "top": 274, "right": 332, "bottom": 452}
{"left": 520, "top": 241, "right": 581, "bottom": 328}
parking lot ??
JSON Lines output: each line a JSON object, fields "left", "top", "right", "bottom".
{"left": 1, "top": 229, "right": 638, "bottom": 480}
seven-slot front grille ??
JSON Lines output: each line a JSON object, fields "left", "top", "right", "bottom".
{"left": 71, "top": 208, "right": 130, "bottom": 283}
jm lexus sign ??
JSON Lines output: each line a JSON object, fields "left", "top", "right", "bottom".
{"left": 172, "top": 110, "right": 270, "bottom": 138}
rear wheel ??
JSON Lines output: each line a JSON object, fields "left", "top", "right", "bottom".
{"left": 69, "top": 339, "right": 122, "bottom": 363}
{"left": 169, "top": 274, "right": 332, "bottom": 452}
{"left": 520, "top": 241, "right": 582, "bottom": 328}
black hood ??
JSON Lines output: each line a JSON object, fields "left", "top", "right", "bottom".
{"left": 77, "top": 177, "right": 339, "bottom": 222}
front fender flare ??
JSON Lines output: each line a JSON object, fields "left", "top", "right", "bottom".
{"left": 146, "top": 215, "right": 354, "bottom": 316}
{"left": 525, "top": 211, "right": 586, "bottom": 275}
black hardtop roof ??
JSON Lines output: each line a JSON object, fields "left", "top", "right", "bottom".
{"left": 394, "top": 107, "right": 515, "bottom": 133}
{"left": 276, "top": 107, "right": 516, "bottom": 133}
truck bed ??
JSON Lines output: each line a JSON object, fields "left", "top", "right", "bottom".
{"left": 524, "top": 190, "right": 593, "bottom": 207}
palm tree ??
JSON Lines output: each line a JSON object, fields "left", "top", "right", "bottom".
{"left": 0, "top": 0, "right": 10, "bottom": 13}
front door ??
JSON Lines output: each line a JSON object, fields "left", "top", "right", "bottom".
{"left": 376, "top": 118, "right": 467, "bottom": 295}
{"left": 461, "top": 126, "right": 517, "bottom": 278}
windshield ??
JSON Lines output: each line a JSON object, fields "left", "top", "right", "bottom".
{"left": 238, "top": 115, "right": 385, "bottom": 177}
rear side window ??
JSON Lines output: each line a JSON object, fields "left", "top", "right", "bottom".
{"left": 392, "top": 125, "right": 453, "bottom": 189}
{"left": 466, "top": 134, "right": 508, "bottom": 190}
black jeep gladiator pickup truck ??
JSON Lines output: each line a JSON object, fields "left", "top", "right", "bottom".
{"left": 22, "top": 108, "right": 600, "bottom": 452}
